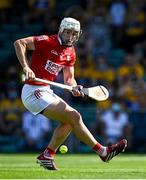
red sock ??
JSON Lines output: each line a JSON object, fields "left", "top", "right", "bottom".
{"left": 93, "top": 142, "right": 103, "bottom": 152}
{"left": 44, "top": 147, "right": 56, "bottom": 157}
{"left": 93, "top": 142, "right": 107, "bottom": 156}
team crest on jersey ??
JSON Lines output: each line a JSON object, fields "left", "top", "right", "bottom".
{"left": 37, "top": 35, "right": 48, "bottom": 41}
{"left": 60, "top": 54, "right": 71, "bottom": 61}
{"left": 66, "top": 55, "right": 71, "bottom": 61}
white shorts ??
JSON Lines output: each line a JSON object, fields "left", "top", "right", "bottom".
{"left": 21, "top": 84, "right": 59, "bottom": 115}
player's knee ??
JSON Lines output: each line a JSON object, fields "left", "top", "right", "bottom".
{"left": 70, "top": 109, "right": 83, "bottom": 125}
{"left": 61, "top": 123, "right": 72, "bottom": 132}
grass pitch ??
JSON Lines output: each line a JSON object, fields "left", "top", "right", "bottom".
{"left": 0, "top": 153, "right": 146, "bottom": 179}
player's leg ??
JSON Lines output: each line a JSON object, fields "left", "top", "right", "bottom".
{"left": 44, "top": 100, "right": 127, "bottom": 162}
{"left": 48, "top": 123, "right": 72, "bottom": 151}
{"left": 42, "top": 98, "right": 98, "bottom": 148}
{"left": 37, "top": 123, "right": 72, "bottom": 170}
{"left": 37, "top": 97, "right": 127, "bottom": 170}
{"left": 37, "top": 97, "right": 99, "bottom": 170}
{"left": 21, "top": 85, "right": 73, "bottom": 170}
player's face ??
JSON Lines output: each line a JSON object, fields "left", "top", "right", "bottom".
{"left": 61, "top": 29, "right": 79, "bottom": 46}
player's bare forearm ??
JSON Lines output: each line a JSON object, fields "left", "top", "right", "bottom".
{"left": 63, "top": 66, "right": 83, "bottom": 96}
{"left": 64, "top": 77, "right": 77, "bottom": 86}
{"left": 63, "top": 66, "right": 77, "bottom": 86}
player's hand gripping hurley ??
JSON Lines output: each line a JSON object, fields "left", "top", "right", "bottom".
{"left": 22, "top": 75, "right": 109, "bottom": 101}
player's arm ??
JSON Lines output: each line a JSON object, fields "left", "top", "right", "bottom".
{"left": 63, "top": 66, "right": 77, "bottom": 86}
{"left": 14, "top": 37, "right": 35, "bottom": 79}
{"left": 63, "top": 66, "right": 84, "bottom": 97}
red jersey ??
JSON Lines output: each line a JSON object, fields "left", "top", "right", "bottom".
{"left": 25, "top": 34, "right": 76, "bottom": 86}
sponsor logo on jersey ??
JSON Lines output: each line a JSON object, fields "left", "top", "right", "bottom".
{"left": 45, "top": 60, "right": 64, "bottom": 75}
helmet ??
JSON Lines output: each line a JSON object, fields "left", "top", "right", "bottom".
{"left": 59, "top": 17, "right": 80, "bottom": 32}
{"left": 58, "top": 17, "right": 81, "bottom": 46}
